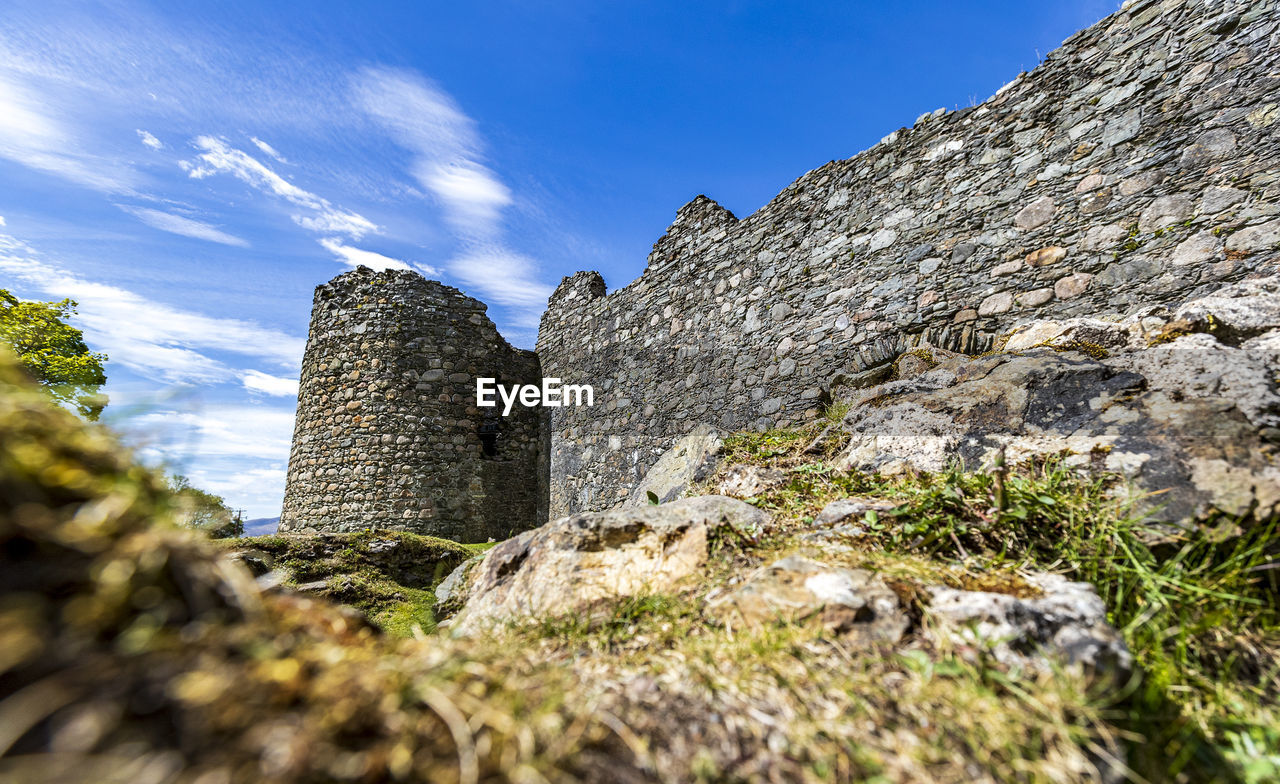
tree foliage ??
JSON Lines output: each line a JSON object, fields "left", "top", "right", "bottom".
{"left": 169, "top": 474, "right": 244, "bottom": 538}
{"left": 0, "top": 289, "right": 107, "bottom": 419}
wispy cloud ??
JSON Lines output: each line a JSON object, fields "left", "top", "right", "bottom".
{"left": 351, "top": 67, "right": 507, "bottom": 237}
{"left": 0, "top": 231, "right": 304, "bottom": 384}
{"left": 134, "top": 406, "right": 296, "bottom": 461}
{"left": 0, "top": 74, "right": 140, "bottom": 194}
{"left": 181, "top": 135, "right": 376, "bottom": 239}
{"left": 136, "top": 129, "right": 163, "bottom": 150}
{"left": 243, "top": 369, "right": 299, "bottom": 397}
{"left": 119, "top": 205, "right": 249, "bottom": 247}
{"left": 351, "top": 67, "right": 550, "bottom": 319}
{"left": 450, "top": 246, "right": 551, "bottom": 309}
{"left": 318, "top": 237, "right": 439, "bottom": 275}
{"left": 250, "top": 136, "right": 287, "bottom": 163}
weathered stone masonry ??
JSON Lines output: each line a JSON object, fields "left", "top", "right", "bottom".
{"left": 280, "top": 268, "right": 546, "bottom": 542}
{"left": 537, "top": 0, "right": 1280, "bottom": 518}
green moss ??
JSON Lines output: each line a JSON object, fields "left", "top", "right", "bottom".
{"left": 228, "top": 529, "right": 472, "bottom": 636}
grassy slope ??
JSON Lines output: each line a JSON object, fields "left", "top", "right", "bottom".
{"left": 4, "top": 345, "right": 1277, "bottom": 783}
{"left": 690, "top": 419, "right": 1280, "bottom": 782}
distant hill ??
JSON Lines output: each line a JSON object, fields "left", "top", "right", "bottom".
{"left": 243, "top": 516, "right": 279, "bottom": 536}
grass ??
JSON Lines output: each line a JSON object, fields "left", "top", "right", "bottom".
{"left": 707, "top": 426, "right": 1280, "bottom": 783}
{"left": 5, "top": 343, "right": 1277, "bottom": 783}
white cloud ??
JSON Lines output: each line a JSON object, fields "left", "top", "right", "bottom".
{"left": 136, "top": 406, "right": 296, "bottom": 461}
{"left": 0, "top": 74, "right": 139, "bottom": 194}
{"left": 318, "top": 237, "right": 439, "bottom": 276}
{"left": 0, "top": 216, "right": 5, "bottom": 226}
{"left": 420, "top": 161, "right": 512, "bottom": 233}
{"left": 0, "top": 231, "right": 304, "bottom": 384}
{"left": 243, "top": 369, "right": 299, "bottom": 397}
{"left": 351, "top": 67, "right": 552, "bottom": 321}
{"left": 352, "top": 67, "right": 509, "bottom": 237}
{"left": 181, "top": 135, "right": 376, "bottom": 239}
{"left": 136, "top": 129, "right": 163, "bottom": 150}
{"left": 123, "top": 404, "right": 296, "bottom": 517}
{"left": 119, "top": 205, "right": 249, "bottom": 247}
{"left": 250, "top": 136, "right": 287, "bottom": 163}
{"left": 449, "top": 245, "right": 552, "bottom": 308}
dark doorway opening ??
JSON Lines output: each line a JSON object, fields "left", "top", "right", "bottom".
{"left": 479, "top": 421, "right": 500, "bottom": 458}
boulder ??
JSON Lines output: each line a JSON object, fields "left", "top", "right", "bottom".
{"left": 834, "top": 277, "right": 1280, "bottom": 528}
{"left": 708, "top": 556, "right": 909, "bottom": 643}
{"left": 1173, "top": 276, "right": 1280, "bottom": 342}
{"left": 924, "top": 573, "right": 1131, "bottom": 677}
{"left": 628, "top": 424, "right": 724, "bottom": 506}
{"left": 433, "top": 552, "right": 485, "bottom": 617}
{"left": 450, "top": 496, "right": 771, "bottom": 634}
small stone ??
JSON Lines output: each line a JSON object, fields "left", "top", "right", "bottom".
{"left": 1119, "top": 170, "right": 1161, "bottom": 196}
{"left": 1074, "top": 173, "right": 1105, "bottom": 193}
{"left": 1025, "top": 246, "right": 1067, "bottom": 267}
{"left": 991, "top": 260, "right": 1022, "bottom": 277}
{"left": 918, "top": 290, "right": 940, "bottom": 307}
{"left": 919, "top": 257, "right": 943, "bottom": 274}
{"left": 1138, "top": 194, "right": 1193, "bottom": 232}
{"left": 1102, "top": 108, "right": 1142, "bottom": 146}
{"left": 954, "top": 308, "right": 978, "bottom": 323}
{"left": 869, "top": 228, "right": 898, "bottom": 251}
{"left": 1017, "top": 288, "right": 1055, "bottom": 307}
{"left": 978, "top": 292, "right": 1014, "bottom": 316}
{"left": 1247, "top": 103, "right": 1279, "bottom": 128}
{"left": 1200, "top": 186, "right": 1247, "bottom": 215}
{"left": 1171, "top": 231, "right": 1223, "bottom": 266}
{"left": 1225, "top": 219, "right": 1280, "bottom": 253}
{"left": 1054, "top": 273, "right": 1093, "bottom": 300}
{"left": 1180, "top": 128, "right": 1237, "bottom": 169}
{"left": 1079, "top": 187, "right": 1113, "bottom": 214}
{"left": 814, "top": 498, "right": 897, "bottom": 526}
{"left": 717, "top": 465, "right": 788, "bottom": 498}
{"left": 1083, "top": 224, "right": 1128, "bottom": 250}
{"left": 1014, "top": 196, "right": 1055, "bottom": 230}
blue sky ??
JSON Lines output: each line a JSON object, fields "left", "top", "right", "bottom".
{"left": 0, "top": 0, "right": 1119, "bottom": 522}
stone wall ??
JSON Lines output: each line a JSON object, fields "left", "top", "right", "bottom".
{"left": 537, "top": 0, "right": 1280, "bottom": 517}
{"left": 281, "top": 268, "right": 545, "bottom": 542}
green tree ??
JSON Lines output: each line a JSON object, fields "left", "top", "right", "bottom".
{"left": 169, "top": 474, "right": 244, "bottom": 538}
{"left": 0, "top": 289, "right": 107, "bottom": 419}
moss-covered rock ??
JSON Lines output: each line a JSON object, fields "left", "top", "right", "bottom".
{"left": 224, "top": 530, "right": 477, "bottom": 636}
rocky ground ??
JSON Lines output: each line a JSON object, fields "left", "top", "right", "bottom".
{"left": 2, "top": 276, "right": 1280, "bottom": 783}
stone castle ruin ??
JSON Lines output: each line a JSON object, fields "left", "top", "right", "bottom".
{"left": 284, "top": 0, "right": 1280, "bottom": 540}
{"left": 278, "top": 270, "right": 545, "bottom": 541}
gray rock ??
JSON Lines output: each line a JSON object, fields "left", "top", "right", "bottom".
{"left": 835, "top": 312, "right": 1280, "bottom": 527}
{"left": 925, "top": 573, "right": 1131, "bottom": 676}
{"left": 813, "top": 498, "right": 897, "bottom": 526}
{"left": 451, "top": 496, "right": 773, "bottom": 634}
{"left": 1014, "top": 196, "right": 1056, "bottom": 231}
{"left": 1174, "top": 275, "right": 1280, "bottom": 341}
{"left": 708, "top": 555, "right": 909, "bottom": 643}
{"left": 433, "top": 553, "right": 484, "bottom": 617}
{"left": 716, "top": 464, "right": 788, "bottom": 498}
{"left": 628, "top": 424, "right": 724, "bottom": 506}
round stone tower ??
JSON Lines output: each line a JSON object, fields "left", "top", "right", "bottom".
{"left": 279, "top": 267, "right": 546, "bottom": 542}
